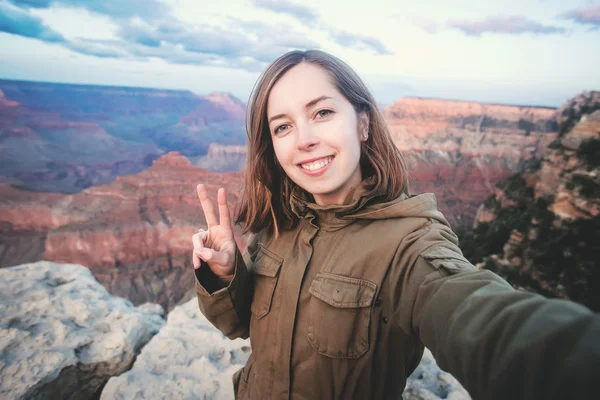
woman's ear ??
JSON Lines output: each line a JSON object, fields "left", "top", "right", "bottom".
{"left": 358, "top": 111, "right": 370, "bottom": 141}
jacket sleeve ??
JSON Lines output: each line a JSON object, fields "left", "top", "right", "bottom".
{"left": 194, "top": 235, "right": 259, "bottom": 340}
{"left": 392, "top": 220, "right": 599, "bottom": 400}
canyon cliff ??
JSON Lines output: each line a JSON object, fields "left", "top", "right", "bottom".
{"left": 193, "top": 143, "right": 248, "bottom": 172}
{"left": 0, "top": 152, "right": 245, "bottom": 310}
{"left": 384, "top": 97, "right": 558, "bottom": 229}
{"left": 460, "top": 91, "right": 600, "bottom": 311}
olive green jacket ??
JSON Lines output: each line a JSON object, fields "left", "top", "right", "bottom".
{"left": 195, "top": 183, "right": 598, "bottom": 400}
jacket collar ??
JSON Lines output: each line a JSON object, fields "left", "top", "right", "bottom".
{"left": 289, "top": 176, "right": 379, "bottom": 231}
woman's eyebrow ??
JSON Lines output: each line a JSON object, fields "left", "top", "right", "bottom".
{"left": 268, "top": 95, "right": 333, "bottom": 124}
{"left": 305, "top": 95, "right": 332, "bottom": 109}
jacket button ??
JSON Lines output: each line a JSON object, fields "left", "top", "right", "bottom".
{"left": 375, "top": 298, "right": 382, "bottom": 307}
{"left": 382, "top": 317, "right": 388, "bottom": 324}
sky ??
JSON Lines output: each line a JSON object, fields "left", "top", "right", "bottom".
{"left": 0, "top": 0, "right": 599, "bottom": 107}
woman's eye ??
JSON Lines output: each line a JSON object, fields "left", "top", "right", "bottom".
{"left": 316, "top": 109, "right": 333, "bottom": 118}
{"left": 274, "top": 124, "right": 289, "bottom": 134}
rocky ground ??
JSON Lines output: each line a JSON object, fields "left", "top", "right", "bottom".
{"left": 1, "top": 261, "right": 470, "bottom": 400}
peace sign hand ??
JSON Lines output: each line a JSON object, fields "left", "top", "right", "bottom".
{"left": 192, "top": 184, "right": 237, "bottom": 284}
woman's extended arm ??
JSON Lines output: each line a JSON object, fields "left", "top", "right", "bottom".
{"left": 392, "top": 221, "right": 599, "bottom": 400}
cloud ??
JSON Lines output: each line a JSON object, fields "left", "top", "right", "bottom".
{"left": 559, "top": 4, "right": 600, "bottom": 29}
{"left": 328, "top": 29, "right": 392, "bottom": 55}
{"left": 413, "top": 17, "right": 440, "bottom": 34}
{"left": 0, "top": 0, "right": 65, "bottom": 42}
{"left": 60, "top": 17, "right": 319, "bottom": 72}
{"left": 447, "top": 16, "right": 566, "bottom": 36}
{"left": 66, "top": 38, "right": 130, "bottom": 58}
{"left": 120, "top": 18, "right": 249, "bottom": 58}
{"left": 415, "top": 15, "right": 567, "bottom": 36}
{"left": 230, "top": 18, "right": 320, "bottom": 59}
{"left": 9, "top": 0, "right": 169, "bottom": 20}
{"left": 251, "top": 0, "right": 392, "bottom": 55}
{"left": 65, "top": 37, "right": 269, "bottom": 72}
{"left": 11, "top": 0, "right": 52, "bottom": 8}
{"left": 117, "top": 17, "right": 319, "bottom": 68}
{"left": 5, "top": 0, "right": 391, "bottom": 71}
{"left": 251, "top": 0, "right": 318, "bottom": 26}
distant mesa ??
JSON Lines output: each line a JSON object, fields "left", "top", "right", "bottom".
{"left": 384, "top": 97, "right": 558, "bottom": 229}
{"left": 151, "top": 151, "right": 193, "bottom": 168}
{"left": 206, "top": 91, "right": 247, "bottom": 118}
{"left": 0, "top": 89, "right": 20, "bottom": 107}
{"left": 194, "top": 143, "right": 248, "bottom": 173}
{"left": 179, "top": 91, "right": 246, "bottom": 126}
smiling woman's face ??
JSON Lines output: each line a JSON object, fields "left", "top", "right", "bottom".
{"left": 266, "top": 62, "right": 367, "bottom": 206}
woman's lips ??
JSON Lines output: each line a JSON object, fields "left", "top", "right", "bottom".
{"left": 298, "top": 156, "right": 334, "bottom": 177}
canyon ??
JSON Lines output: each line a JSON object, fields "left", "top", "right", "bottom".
{"left": 0, "top": 80, "right": 246, "bottom": 193}
{"left": 0, "top": 152, "right": 245, "bottom": 310}
{"left": 0, "top": 79, "right": 564, "bottom": 311}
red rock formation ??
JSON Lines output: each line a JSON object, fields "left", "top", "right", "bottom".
{"left": 193, "top": 143, "right": 248, "bottom": 172}
{"left": 179, "top": 92, "right": 246, "bottom": 126}
{"left": 384, "top": 97, "right": 558, "bottom": 229}
{"left": 462, "top": 91, "right": 600, "bottom": 311}
{"left": 0, "top": 89, "right": 19, "bottom": 107}
{"left": 206, "top": 92, "right": 246, "bottom": 120}
{"left": 0, "top": 152, "right": 245, "bottom": 310}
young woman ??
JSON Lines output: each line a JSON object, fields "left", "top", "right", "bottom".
{"left": 191, "top": 50, "right": 598, "bottom": 400}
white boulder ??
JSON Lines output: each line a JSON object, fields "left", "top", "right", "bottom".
{"left": 0, "top": 261, "right": 165, "bottom": 400}
{"left": 101, "top": 298, "right": 250, "bottom": 400}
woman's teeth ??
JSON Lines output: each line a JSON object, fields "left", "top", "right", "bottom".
{"left": 300, "top": 156, "right": 332, "bottom": 171}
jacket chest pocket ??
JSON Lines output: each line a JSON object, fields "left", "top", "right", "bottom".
{"left": 250, "top": 245, "right": 283, "bottom": 319}
{"left": 307, "top": 272, "right": 377, "bottom": 359}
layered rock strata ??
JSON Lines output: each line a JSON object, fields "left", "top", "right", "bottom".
{"left": 0, "top": 152, "right": 245, "bottom": 310}
{"left": 460, "top": 91, "right": 600, "bottom": 311}
{"left": 384, "top": 98, "right": 558, "bottom": 229}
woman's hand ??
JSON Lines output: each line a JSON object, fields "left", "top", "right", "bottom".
{"left": 192, "top": 184, "right": 237, "bottom": 284}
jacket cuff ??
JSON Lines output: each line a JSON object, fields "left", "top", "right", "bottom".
{"left": 194, "top": 247, "right": 251, "bottom": 334}
{"left": 194, "top": 260, "right": 228, "bottom": 295}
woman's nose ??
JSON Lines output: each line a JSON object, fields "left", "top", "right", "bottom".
{"left": 296, "top": 122, "right": 319, "bottom": 150}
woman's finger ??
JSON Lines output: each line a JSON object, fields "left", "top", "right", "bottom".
{"left": 217, "top": 188, "right": 232, "bottom": 232}
{"left": 192, "top": 232, "right": 206, "bottom": 269}
{"left": 192, "top": 249, "right": 200, "bottom": 269}
{"left": 196, "top": 184, "right": 219, "bottom": 228}
{"left": 192, "top": 231, "right": 206, "bottom": 250}
{"left": 196, "top": 247, "right": 230, "bottom": 267}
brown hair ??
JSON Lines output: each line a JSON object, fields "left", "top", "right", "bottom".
{"left": 235, "top": 49, "right": 408, "bottom": 236}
